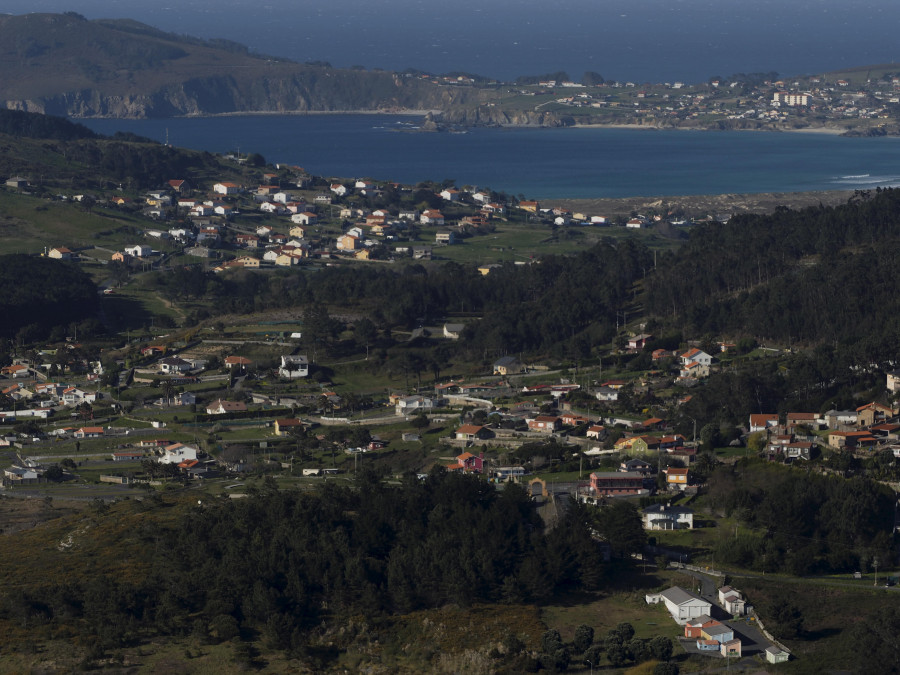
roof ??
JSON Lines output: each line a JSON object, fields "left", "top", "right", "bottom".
{"left": 494, "top": 356, "right": 519, "bottom": 366}
{"left": 456, "top": 425, "right": 485, "bottom": 435}
{"left": 660, "top": 586, "right": 709, "bottom": 607}
{"left": 704, "top": 624, "right": 732, "bottom": 637}
{"left": 643, "top": 503, "right": 693, "bottom": 515}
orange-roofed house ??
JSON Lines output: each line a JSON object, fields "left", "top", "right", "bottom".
{"left": 856, "top": 402, "right": 893, "bottom": 428}
{"left": 680, "top": 348, "right": 713, "bottom": 367}
{"left": 1, "top": 364, "right": 29, "bottom": 378}
{"left": 665, "top": 467, "right": 689, "bottom": 490}
{"left": 225, "top": 356, "right": 253, "bottom": 369}
{"left": 448, "top": 451, "right": 484, "bottom": 473}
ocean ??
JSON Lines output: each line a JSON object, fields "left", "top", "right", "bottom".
{"left": 78, "top": 114, "right": 900, "bottom": 200}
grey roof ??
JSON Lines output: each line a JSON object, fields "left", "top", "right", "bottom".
{"left": 643, "top": 503, "right": 693, "bottom": 515}
{"left": 660, "top": 586, "right": 710, "bottom": 607}
{"left": 494, "top": 356, "right": 520, "bottom": 366}
{"left": 704, "top": 624, "right": 732, "bottom": 637}
{"left": 592, "top": 471, "right": 644, "bottom": 479}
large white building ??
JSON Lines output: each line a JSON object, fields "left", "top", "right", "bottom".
{"left": 647, "top": 586, "right": 712, "bottom": 623}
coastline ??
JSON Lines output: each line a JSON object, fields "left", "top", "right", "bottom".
{"left": 78, "top": 109, "right": 876, "bottom": 137}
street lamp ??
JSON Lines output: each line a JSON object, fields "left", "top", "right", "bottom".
{"left": 585, "top": 660, "right": 593, "bottom": 675}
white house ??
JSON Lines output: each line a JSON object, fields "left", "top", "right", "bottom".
{"left": 292, "top": 212, "right": 318, "bottom": 226}
{"left": 717, "top": 586, "right": 747, "bottom": 616}
{"left": 649, "top": 587, "right": 712, "bottom": 623}
{"left": 765, "top": 646, "right": 790, "bottom": 664}
{"left": 642, "top": 504, "right": 694, "bottom": 530}
{"left": 158, "top": 442, "right": 199, "bottom": 464}
{"left": 278, "top": 355, "right": 309, "bottom": 379}
{"left": 395, "top": 395, "right": 436, "bottom": 416}
{"left": 420, "top": 210, "right": 445, "bottom": 225}
{"left": 158, "top": 357, "right": 192, "bottom": 374}
{"left": 213, "top": 182, "right": 241, "bottom": 195}
{"left": 125, "top": 244, "right": 152, "bottom": 258}
{"left": 680, "top": 348, "right": 713, "bottom": 367}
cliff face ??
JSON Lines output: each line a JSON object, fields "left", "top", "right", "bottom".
{"left": 4, "top": 73, "right": 481, "bottom": 119}
{"left": 0, "top": 14, "right": 486, "bottom": 119}
{"left": 438, "top": 107, "right": 576, "bottom": 128}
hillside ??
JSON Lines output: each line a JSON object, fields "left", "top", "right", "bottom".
{"left": 0, "top": 13, "right": 487, "bottom": 118}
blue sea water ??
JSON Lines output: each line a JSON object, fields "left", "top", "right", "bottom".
{"left": 79, "top": 114, "right": 900, "bottom": 200}
{"left": 10, "top": 0, "right": 900, "bottom": 84}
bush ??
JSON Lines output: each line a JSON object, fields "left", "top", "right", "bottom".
{"left": 541, "top": 628, "right": 562, "bottom": 654}
{"left": 573, "top": 623, "right": 594, "bottom": 653}
{"left": 653, "top": 663, "right": 679, "bottom": 675}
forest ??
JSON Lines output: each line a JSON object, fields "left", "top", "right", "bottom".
{"left": 151, "top": 237, "right": 651, "bottom": 359}
{"left": 0, "top": 471, "right": 646, "bottom": 668}
{"left": 705, "top": 462, "right": 896, "bottom": 575}
{"left": 0, "top": 255, "right": 99, "bottom": 341}
{"left": 645, "top": 188, "right": 900, "bottom": 362}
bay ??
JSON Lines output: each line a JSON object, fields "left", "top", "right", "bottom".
{"left": 78, "top": 115, "right": 900, "bottom": 200}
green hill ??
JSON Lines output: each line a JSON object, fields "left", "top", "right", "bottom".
{"left": 0, "top": 13, "right": 486, "bottom": 118}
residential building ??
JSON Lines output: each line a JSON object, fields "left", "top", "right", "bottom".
{"left": 274, "top": 418, "right": 304, "bottom": 436}
{"left": 749, "top": 414, "right": 779, "bottom": 433}
{"left": 586, "top": 471, "right": 646, "bottom": 497}
{"left": 278, "top": 355, "right": 309, "bottom": 379}
{"left": 493, "top": 356, "right": 525, "bottom": 375}
{"left": 527, "top": 415, "right": 561, "bottom": 433}
{"left": 455, "top": 424, "right": 492, "bottom": 441}
{"left": 206, "top": 400, "right": 247, "bottom": 415}
{"left": 643, "top": 503, "right": 694, "bottom": 530}
{"left": 664, "top": 467, "right": 689, "bottom": 490}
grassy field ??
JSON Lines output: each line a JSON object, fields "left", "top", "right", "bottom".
{"left": 0, "top": 191, "right": 149, "bottom": 254}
